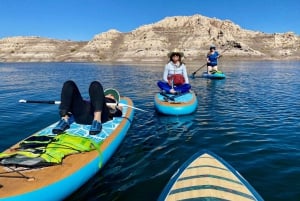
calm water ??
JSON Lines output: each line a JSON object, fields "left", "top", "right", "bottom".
{"left": 0, "top": 61, "right": 300, "bottom": 201}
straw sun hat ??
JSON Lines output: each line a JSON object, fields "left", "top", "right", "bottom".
{"left": 167, "top": 48, "right": 184, "bottom": 58}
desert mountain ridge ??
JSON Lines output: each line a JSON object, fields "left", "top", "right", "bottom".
{"left": 0, "top": 14, "right": 299, "bottom": 63}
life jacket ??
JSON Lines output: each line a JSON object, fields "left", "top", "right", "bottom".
{"left": 167, "top": 74, "right": 185, "bottom": 85}
{"left": 0, "top": 134, "right": 100, "bottom": 167}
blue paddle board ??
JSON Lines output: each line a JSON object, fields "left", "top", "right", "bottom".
{"left": 154, "top": 91, "right": 198, "bottom": 115}
{"left": 0, "top": 97, "right": 134, "bottom": 201}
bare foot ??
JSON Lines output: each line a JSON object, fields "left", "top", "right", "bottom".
{"left": 170, "top": 89, "right": 176, "bottom": 94}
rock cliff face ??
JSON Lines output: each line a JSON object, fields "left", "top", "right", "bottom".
{"left": 0, "top": 36, "right": 86, "bottom": 62}
{"left": 0, "top": 14, "right": 299, "bottom": 62}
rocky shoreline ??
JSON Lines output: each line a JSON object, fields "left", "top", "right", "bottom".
{"left": 1, "top": 14, "right": 299, "bottom": 63}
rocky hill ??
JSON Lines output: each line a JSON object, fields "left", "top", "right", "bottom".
{"left": 1, "top": 14, "right": 299, "bottom": 63}
{"left": 0, "top": 36, "right": 86, "bottom": 62}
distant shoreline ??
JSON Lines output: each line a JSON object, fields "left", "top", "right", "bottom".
{"left": 1, "top": 55, "right": 300, "bottom": 65}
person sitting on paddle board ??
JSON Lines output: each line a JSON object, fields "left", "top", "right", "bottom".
{"left": 157, "top": 48, "right": 191, "bottom": 94}
{"left": 207, "top": 45, "right": 221, "bottom": 74}
{"left": 52, "top": 80, "right": 122, "bottom": 135}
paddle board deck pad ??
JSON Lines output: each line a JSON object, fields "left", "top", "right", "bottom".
{"left": 158, "top": 150, "right": 264, "bottom": 201}
{"left": 154, "top": 91, "right": 198, "bottom": 115}
{"left": 0, "top": 97, "right": 134, "bottom": 201}
{"left": 202, "top": 71, "right": 226, "bottom": 79}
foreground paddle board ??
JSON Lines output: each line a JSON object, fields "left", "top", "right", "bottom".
{"left": 158, "top": 150, "right": 264, "bottom": 201}
{"left": 0, "top": 97, "right": 134, "bottom": 201}
{"left": 154, "top": 91, "right": 198, "bottom": 115}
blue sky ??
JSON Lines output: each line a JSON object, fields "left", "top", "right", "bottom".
{"left": 1, "top": 0, "right": 299, "bottom": 41}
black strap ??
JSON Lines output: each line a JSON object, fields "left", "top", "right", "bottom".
{"left": 160, "top": 92, "right": 175, "bottom": 101}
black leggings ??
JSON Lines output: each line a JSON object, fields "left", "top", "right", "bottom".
{"left": 59, "top": 80, "right": 110, "bottom": 125}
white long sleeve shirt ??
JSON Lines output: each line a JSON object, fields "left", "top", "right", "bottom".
{"left": 163, "top": 62, "right": 189, "bottom": 84}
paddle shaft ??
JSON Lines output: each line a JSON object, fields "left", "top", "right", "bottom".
{"left": 160, "top": 92, "right": 175, "bottom": 101}
{"left": 19, "top": 100, "right": 61, "bottom": 104}
{"left": 19, "top": 99, "right": 147, "bottom": 112}
{"left": 160, "top": 92, "right": 189, "bottom": 102}
{"left": 192, "top": 63, "right": 207, "bottom": 75}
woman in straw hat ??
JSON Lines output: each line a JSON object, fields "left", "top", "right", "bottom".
{"left": 52, "top": 80, "right": 122, "bottom": 135}
{"left": 157, "top": 48, "right": 191, "bottom": 94}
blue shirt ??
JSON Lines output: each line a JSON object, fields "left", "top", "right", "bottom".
{"left": 207, "top": 51, "right": 219, "bottom": 66}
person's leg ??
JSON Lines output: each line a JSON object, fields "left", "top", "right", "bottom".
{"left": 212, "top": 65, "right": 218, "bottom": 73}
{"left": 88, "top": 81, "right": 110, "bottom": 135}
{"left": 207, "top": 65, "right": 212, "bottom": 74}
{"left": 157, "top": 81, "right": 172, "bottom": 93}
{"left": 53, "top": 80, "right": 91, "bottom": 134}
{"left": 174, "top": 84, "right": 191, "bottom": 93}
{"left": 59, "top": 80, "right": 84, "bottom": 117}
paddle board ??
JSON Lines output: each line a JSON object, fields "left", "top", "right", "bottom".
{"left": 202, "top": 71, "right": 226, "bottom": 79}
{"left": 158, "top": 150, "right": 264, "bottom": 201}
{"left": 0, "top": 97, "right": 134, "bottom": 201}
{"left": 154, "top": 91, "right": 198, "bottom": 115}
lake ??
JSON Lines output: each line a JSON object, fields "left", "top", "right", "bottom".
{"left": 0, "top": 61, "right": 299, "bottom": 200}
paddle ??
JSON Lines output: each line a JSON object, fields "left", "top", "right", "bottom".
{"left": 191, "top": 63, "right": 207, "bottom": 78}
{"left": 160, "top": 92, "right": 175, "bottom": 101}
{"left": 19, "top": 99, "right": 147, "bottom": 112}
{"left": 19, "top": 100, "right": 61, "bottom": 104}
{"left": 159, "top": 91, "right": 189, "bottom": 102}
